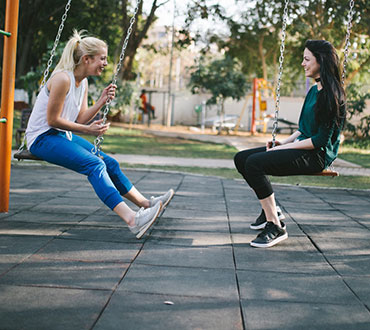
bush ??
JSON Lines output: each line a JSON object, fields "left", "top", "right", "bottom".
{"left": 345, "top": 84, "right": 370, "bottom": 139}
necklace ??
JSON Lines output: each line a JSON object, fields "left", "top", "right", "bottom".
{"left": 315, "top": 77, "right": 321, "bottom": 82}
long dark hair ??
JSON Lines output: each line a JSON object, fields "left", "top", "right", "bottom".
{"left": 304, "top": 40, "right": 346, "bottom": 127}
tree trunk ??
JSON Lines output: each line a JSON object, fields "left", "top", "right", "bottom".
{"left": 259, "top": 36, "right": 268, "bottom": 81}
{"left": 115, "top": 0, "right": 163, "bottom": 80}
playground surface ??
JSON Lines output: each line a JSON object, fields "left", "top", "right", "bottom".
{"left": 1, "top": 162, "right": 370, "bottom": 329}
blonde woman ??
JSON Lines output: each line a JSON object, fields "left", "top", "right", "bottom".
{"left": 26, "top": 30, "right": 174, "bottom": 238}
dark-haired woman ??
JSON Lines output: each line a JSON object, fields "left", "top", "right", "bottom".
{"left": 234, "top": 40, "right": 346, "bottom": 248}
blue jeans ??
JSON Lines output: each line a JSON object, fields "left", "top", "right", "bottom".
{"left": 30, "top": 129, "right": 133, "bottom": 210}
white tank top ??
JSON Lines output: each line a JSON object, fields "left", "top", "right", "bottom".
{"left": 26, "top": 71, "right": 87, "bottom": 148}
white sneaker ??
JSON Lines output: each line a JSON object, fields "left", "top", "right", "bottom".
{"left": 149, "top": 188, "right": 174, "bottom": 208}
{"left": 129, "top": 201, "right": 162, "bottom": 239}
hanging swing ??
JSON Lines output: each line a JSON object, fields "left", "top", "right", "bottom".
{"left": 14, "top": 0, "right": 72, "bottom": 161}
{"left": 14, "top": 0, "right": 142, "bottom": 161}
{"left": 271, "top": 0, "right": 355, "bottom": 177}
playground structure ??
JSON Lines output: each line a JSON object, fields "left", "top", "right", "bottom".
{"left": 0, "top": 0, "right": 19, "bottom": 212}
{"left": 236, "top": 78, "right": 276, "bottom": 135}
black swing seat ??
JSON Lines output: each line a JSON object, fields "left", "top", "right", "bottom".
{"left": 13, "top": 149, "right": 42, "bottom": 161}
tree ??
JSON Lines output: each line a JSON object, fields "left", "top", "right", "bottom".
{"left": 114, "top": 0, "right": 169, "bottom": 80}
{"left": 286, "top": 0, "right": 370, "bottom": 85}
{"left": 188, "top": 56, "right": 249, "bottom": 133}
{"left": 0, "top": 0, "right": 167, "bottom": 82}
{"left": 182, "top": 0, "right": 370, "bottom": 90}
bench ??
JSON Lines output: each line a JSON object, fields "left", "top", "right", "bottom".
{"left": 274, "top": 118, "right": 299, "bottom": 134}
{"left": 205, "top": 115, "right": 239, "bottom": 134}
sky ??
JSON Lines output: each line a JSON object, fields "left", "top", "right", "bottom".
{"left": 150, "top": 0, "right": 244, "bottom": 30}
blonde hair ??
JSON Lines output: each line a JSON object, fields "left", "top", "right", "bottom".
{"left": 53, "top": 29, "right": 107, "bottom": 73}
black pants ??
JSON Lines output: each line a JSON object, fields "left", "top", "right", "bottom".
{"left": 234, "top": 147, "right": 325, "bottom": 200}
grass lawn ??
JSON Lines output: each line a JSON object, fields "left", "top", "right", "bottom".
{"left": 81, "top": 126, "right": 237, "bottom": 159}
{"left": 339, "top": 139, "right": 370, "bottom": 168}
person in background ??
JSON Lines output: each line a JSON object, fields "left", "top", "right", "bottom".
{"left": 140, "top": 89, "right": 156, "bottom": 119}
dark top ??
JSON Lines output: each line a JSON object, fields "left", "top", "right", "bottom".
{"left": 297, "top": 85, "right": 342, "bottom": 167}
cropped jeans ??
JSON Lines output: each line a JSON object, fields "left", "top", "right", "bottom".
{"left": 234, "top": 147, "right": 325, "bottom": 200}
{"left": 30, "top": 129, "right": 133, "bottom": 210}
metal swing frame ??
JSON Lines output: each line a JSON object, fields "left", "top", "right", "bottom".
{"left": 272, "top": 0, "right": 355, "bottom": 177}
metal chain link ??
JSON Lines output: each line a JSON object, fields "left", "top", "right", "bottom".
{"left": 17, "top": 0, "right": 72, "bottom": 154}
{"left": 91, "top": 0, "right": 142, "bottom": 156}
{"left": 271, "top": 0, "right": 289, "bottom": 147}
{"left": 40, "top": 0, "right": 72, "bottom": 90}
{"left": 341, "top": 0, "right": 355, "bottom": 86}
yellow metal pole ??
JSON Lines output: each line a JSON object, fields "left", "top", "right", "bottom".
{"left": 0, "top": 0, "right": 20, "bottom": 212}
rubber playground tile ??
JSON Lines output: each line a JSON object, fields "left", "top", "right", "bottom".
{"left": 0, "top": 235, "right": 52, "bottom": 273}
{"left": 233, "top": 247, "right": 335, "bottom": 275}
{"left": 156, "top": 217, "right": 230, "bottom": 233}
{"left": 31, "top": 202, "right": 102, "bottom": 215}
{"left": 33, "top": 237, "right": 141, "bottom": 263}
{"left": 0, "top": 284, "right": 110, "bottom": 330}
{"left": 3, "top": 210, "right": 85, "bottom": 224}
{"left": 300, "top": 224, "right": 370, "bottom": 239}
{"left": 241, "top": 299, "right": 370, "bottom": 330}
{"left": 0, "top": 220, "right": 70, "bottom": 237}
{"left": 77, "top": 214, "right": 127, "bottom": 227}
{"left": 237, "top": 269, "right": 360, "bottom": 305}
{"left": 312, "top": 237, "right": 370, "bottom": 257}
{"left": 342, "top": 276, "right": 370, "bottom": 306}
{"left": 166, "top": 200, "right": 227, "bottom": 212}
{"left": 288, "top": 208, "right": 355, "bottom": 226}
{"left": 60, "top": 225, "right": 139, "bottom": 243}
{"left": 0, "top": 259, "right": 128, "bottom": 290}
{"left": 329, "top": 256, "right": 370, "bottom": 276}
{"left": 118, "top": 263, "right": 239, "bottom": 299}
{"left": 162, "top": 208, "right": 228, "bottom": 221}
{"left": 148, "top": 229, "right": 232, "bottom": 247}
{"left": 136, "top": 241, "right": 235, "bottom": 269}
{"left": 94, "top": 291, "right": 243, "bottom": 330}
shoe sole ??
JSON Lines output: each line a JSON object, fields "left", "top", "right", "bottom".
{"left": 163, "top": 189, "right": 175, "bottom": 208}
{"left": 249, "top": 212, "right": 286, "bottom": 230}
{"left": 136, "top": 203, "right": 163, "bottom": 239}
{"left": 250, "top": 232, "right": 288, "bottom": 248}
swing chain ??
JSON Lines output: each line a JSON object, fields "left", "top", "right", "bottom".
{"left": 40, "top": 0, "right": 72, "bottom": 90}
{"left": 16, "top": 0, "right": 72, "bottom": 155}
{"left": 341, "top": 0, "right": 355, "bottom": 86}
{"left": 271, "top": 0, "right": 289, "bottom": 147}
{"left": 91, "top": 0, "right": 141, "bottom": 156}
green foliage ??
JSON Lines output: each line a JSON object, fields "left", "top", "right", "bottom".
{"left": 188, "top": 56, "right": 249, "bottom": 105}
{"left": 345, "top": 84, "right": 370, "bottom": 139}
{"left": 111, "top": 81, "right": 136, "bottom": 115}
{"left": 183, "top": 0, "right": 370, "bottom": 93}
{"left": 2, "top": 0, "right": 162, "bottom": 84}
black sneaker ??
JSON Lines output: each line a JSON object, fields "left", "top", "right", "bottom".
{"left": 249, "top": 206, "right": 285, "bottom": 230}
{"left": 250, "top": 221, "right": 288, "bottom": 248}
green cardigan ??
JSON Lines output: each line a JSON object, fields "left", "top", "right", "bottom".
{"left": 297, "top": 85, "right": 342, "bottom": 168}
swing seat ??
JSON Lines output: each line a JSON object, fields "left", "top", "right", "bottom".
{"left": 13, "top": 149, "right": 42, "bottom": 161}
{"left": 310, "top": 169, "right": 339, "bottom": 177}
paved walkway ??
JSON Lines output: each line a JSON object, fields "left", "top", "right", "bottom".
{"left": 1, "top": 164, "right": 370, "bottom": 329}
